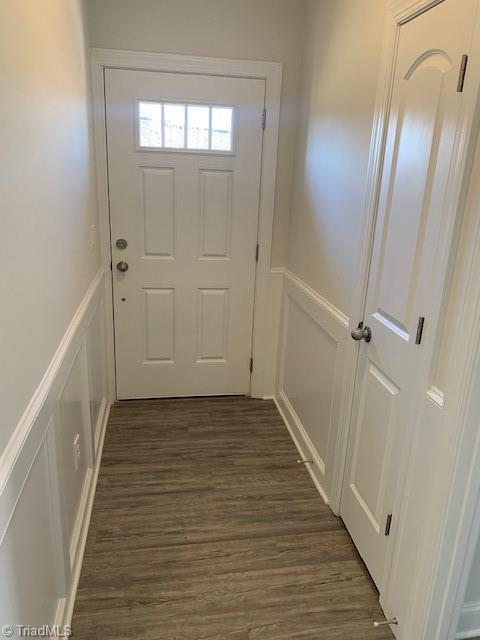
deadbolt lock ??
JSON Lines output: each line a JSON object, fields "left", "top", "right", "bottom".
{"left": 116, "top": 238, "right": 128, "bottom": 250}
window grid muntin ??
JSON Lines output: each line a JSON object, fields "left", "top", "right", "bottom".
{"left": 186, "top": 104, "right": 210, "bottom": 150}
{"left": 138, "top": 100, "right": 234, "bottom": 152}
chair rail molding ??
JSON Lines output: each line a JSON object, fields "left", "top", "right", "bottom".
{"left": 90, "top": 48, "right": 284, "bottom": 400}
{"left": 282, "top": 269, "right": 349, "bottom": 329}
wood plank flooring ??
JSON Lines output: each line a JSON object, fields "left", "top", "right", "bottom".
{"left": 72, "top": 397, "right": 393, "bottom": 639}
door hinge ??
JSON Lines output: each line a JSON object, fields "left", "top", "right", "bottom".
{"left": 255, "top": 243, "right": 259, "bottom": 262}
{"left": 457, "top": 54, "right": 468, "bottom": 92}
{"left": 250, "top": 357, "right": 254, "bottom": 373}
{"left": 415, "top": 316, "right": 425, "bottom": 345}
{"left": 385, "top": 513, "right": 393, "bottom": 536}
{"left": 262, "top": 108, "right": 266, "bottom": 130}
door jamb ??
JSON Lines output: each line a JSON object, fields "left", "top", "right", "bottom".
{"left": 90, "top": 49, "right": 283, "bottom": 400}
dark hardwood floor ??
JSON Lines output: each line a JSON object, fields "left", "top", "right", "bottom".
{"left": 72, "top": 397, "right": 392, "bottom": 639}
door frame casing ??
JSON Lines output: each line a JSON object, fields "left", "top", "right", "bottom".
{"left": 90, "top": 48, "right": 283, "bottom": 400}
{"left": 341, "top": 0, "right": 480, "bottom": 637}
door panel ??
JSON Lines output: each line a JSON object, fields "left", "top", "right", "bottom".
{"left": 105, "top": 70, "right": 265, "bottom": 398}
{"left": 144, "top": 288, "right": 175, "bottom": 362}
{"left": 199, "top": 170, "right": 232, "bottom": 259}
{"left": 197, "top": 288, "right": 229, "bottom": 361}
{"left": 141, "top": 167, "right": 175, "bottom": 258}
{"left": 346, "top": 358, "right": 400, "bottom": 583}
{"left": 376, "top": 52, "right": 454, "bottom": 336}
{"left": 352, "top": 361, "right": 399, "bottom": 522}
{"left": 341, "top": 0, "right": 476, "bottom": 591}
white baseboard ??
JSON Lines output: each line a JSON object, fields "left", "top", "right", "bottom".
{"left": 274, "top": 392, "right": 329, "bottom": 504}
{"left": 58, "top": 400, "right": 111, "bottom": 628}
{"left": 456, "top": 602, "right": 480, "bottom": 639}
{"left": 94, "top": 396, "right": 109, "bottom": 455}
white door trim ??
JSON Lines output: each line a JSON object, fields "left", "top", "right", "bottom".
{"left": 90, "top": 48, "right": 283, "bottom": 399}
{"left": 338, "top": 0, "right": 480, "bottom": 636}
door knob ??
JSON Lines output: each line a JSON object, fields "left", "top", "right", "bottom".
{"left": 351, "top": 322, "right": 372, "bottom": 343}
{"left": 116, "top": 261, "right": 129, "bottom": 272}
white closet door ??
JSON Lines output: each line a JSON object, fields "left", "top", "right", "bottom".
{"left": 341, "top": 0, "right": 477, "bottom": 589}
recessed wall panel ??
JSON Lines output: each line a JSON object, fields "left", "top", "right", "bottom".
{"left": 141, "top": 168, "right": 175, "bottom": 257}
{"left": 199, "top": 170, "right": 232, "bottom": 259}
{"left": 144, "top": 288, "right": 175, "bottom": 362}
{"left": 56, "top": 345, "right": 90, "bottom": 555}
{"left": 283, "top": 297, "right": 337, "bottom": 468}
{"left": 0, "top": 439, "right": 59, "bottom": 627}
{"left": 197, "top": 288, "right": 229, "bottom": 361}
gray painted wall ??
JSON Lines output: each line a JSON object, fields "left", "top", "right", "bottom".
{"left": 86, "top": 0, "right": 307, "bottom": 268}
{"left": 287, "top": 0, "right": 385, "bottom": 314}
{"left": 0, "top": 0, "right": 100, "bottom": 452}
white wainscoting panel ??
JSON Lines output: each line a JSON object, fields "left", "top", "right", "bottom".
{"left": 0, "top": 424, "right": 61, "bottom": 631}
{"left": 275, "top": 270, "right": 350, "bottom": 504}
{"left": 0, "top": 265, "right": 112, "bottom": 637}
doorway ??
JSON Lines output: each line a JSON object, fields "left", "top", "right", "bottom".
{"left": 98, "top": 56, "right": 282, "bottom": 399}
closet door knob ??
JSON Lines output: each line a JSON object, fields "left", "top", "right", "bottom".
{"left": 351, "top": 322, "right": 372, "bottom": 343}
{"left": 116, "top": 261, "right": 129, "bottom": 272}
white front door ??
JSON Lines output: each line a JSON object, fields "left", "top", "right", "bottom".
{"left": 105, "top": 69, "right": 265, "bottom": 398}
{"left": 340, "top": 0, "right": 477, "bottom": 589}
